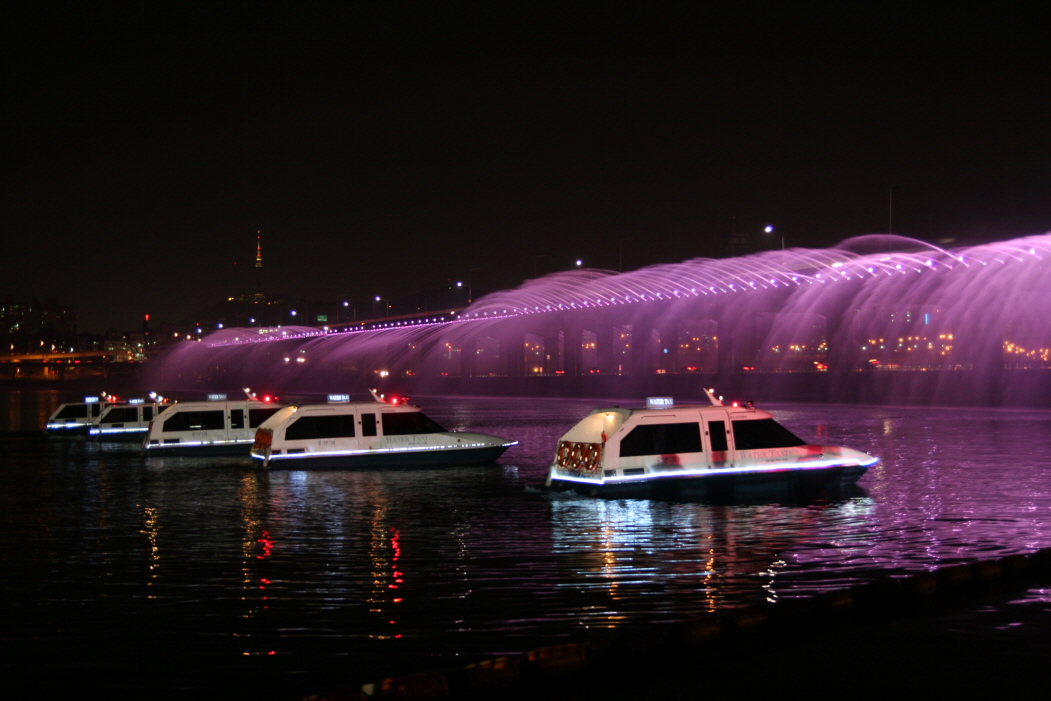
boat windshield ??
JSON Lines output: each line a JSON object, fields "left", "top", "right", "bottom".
{"left": 382, "top": 412, "right": 447, "bottom": 435}
{"left": 731, "top": 418, "right": 807, "bottom": 450}
{"left": 102, "top": 407, "right": 140, "bottom": 424}
{"left": 55, "top": 404, "right": 88, "bottom": 419}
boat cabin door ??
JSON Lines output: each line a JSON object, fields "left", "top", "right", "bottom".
{"left": 703, "top": 410, "right": 735, "bottom": 468}
{"left": 227, "top": 404, "right": 248, "bottom": 441}
{"left": 356, "top": 411, "right": 378, "bottom": 448}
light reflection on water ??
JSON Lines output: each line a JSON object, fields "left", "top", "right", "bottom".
{"left": 3, "top": 392, "right": 1051, "bottom": 697}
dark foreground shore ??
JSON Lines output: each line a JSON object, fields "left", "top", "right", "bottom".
{"left": 325, "top": 552, "right": 1051, "bottom": 700}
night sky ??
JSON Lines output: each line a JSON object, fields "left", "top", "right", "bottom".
{"left": 3, "top": 2, "right": 1049, "bottom": 332}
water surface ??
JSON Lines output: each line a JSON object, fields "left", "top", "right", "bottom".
{"left": 3, "top": 391, "right": 1051, "bottom": 698}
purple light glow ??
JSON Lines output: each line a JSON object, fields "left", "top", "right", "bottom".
{"left": 146, "top": 233, "right": 1051, "bottom": 403}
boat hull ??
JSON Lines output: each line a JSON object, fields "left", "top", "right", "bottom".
{"left": 144, "top": 442, "right": 254, "bottom": 457}
{"left": 549, "top": 462, "right": 870, "bottom": 502}
{"left": 258, "top": 443, "right": 512, "bottom": 470}
{"left": 46, "top": 424, "right": 93, "bottom": 437}
{"left": 92, "top": 429, "right": 151, "bottom": 443}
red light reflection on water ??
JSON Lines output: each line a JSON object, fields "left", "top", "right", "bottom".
{"left": 388, "top": 529, "right": 402, "bottom": 631}
{"left": 257, "top": 530, "right": 273, "bottom": 559}
{"left": 390, "top": 529, "right": 402, "bottom": 591}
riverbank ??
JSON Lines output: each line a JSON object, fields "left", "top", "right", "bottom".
{"left": 332, "top": 551, "right": 1051, "bottom": 700}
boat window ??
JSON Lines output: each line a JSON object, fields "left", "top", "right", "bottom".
{"left": 162, "top": 410, "right": 225, "bottom": 432}
{"left": 619, "top": 422, "right": 702, "bottom": 457}
{"left": 382, "top": 412, "right": 446, "bottom": 435}
{"left": 92, "top": 404, "right": 102, "bottom": 417}
{"left": 285, "top": 415, "right": 356, "bottom": 440}
{"left": 285, "top": 417, "right": 313, "bottom": 441}
{"left": 102, "top": 407, "right": 140, "bottom": 424}
{"left": 248, "top": 407, "right": 282, "bottom": 428}
{"left": 143, "top": 406, "right": 153, "bottom": 422}
{"left": 732, "top": 418, "right": 806, "bottom": 450}
{"left": 361, "top": 413, "right": 377, "bottom": 437}
{"left": 55, "top": 405, "right": 88, "bottom": 419}
{"left": 230, "top": 409, "right": 245, "bottom": 430}
{"left": 708, "top": 421, "right": 728, "bottom": 452}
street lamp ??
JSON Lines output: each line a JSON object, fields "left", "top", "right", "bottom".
{"left": 765, "top": 225, "right": 783, "bottom": 250}
{"left": 374, "top": 296, "right": 390, "bottom": 317}
{"left": 619, "top": 238, "right": 633, "bottom": 273}
{"left": 339, "top": 301, "right": 356, "bottom": 323}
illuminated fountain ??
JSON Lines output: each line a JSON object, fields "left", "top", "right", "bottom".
{"left": 146, "top": 232, "right": 1051, "bottom": 406}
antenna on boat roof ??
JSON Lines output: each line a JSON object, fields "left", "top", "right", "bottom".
{"left": 703, "top": 387, "right": 724, "bottom": 407}
{"left": 243, "top": 387, "right": 257, "bottom": 400}
{"left": 369, "top": 388, "right": 387, "bottom": 403}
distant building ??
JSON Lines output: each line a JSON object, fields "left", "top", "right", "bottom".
{"left": 1, "top": 295, "right": 78, "bottom": 350}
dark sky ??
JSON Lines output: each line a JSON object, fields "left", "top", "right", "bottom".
{"left": 3, "top": 2, "right": 1049, "bottom": 332}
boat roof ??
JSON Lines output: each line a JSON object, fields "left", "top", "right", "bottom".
{"left": 160, "top": 398, "right": 285, "bottom": 410}
{"left": 288, "top": 400, "right": 421, "bottom": 411}
{"left": 561, "top": 403, "right": 774, "bottom": 444}
{"left": 585, "top": 402, "right": 768, "bottom": 418}
{"left": 262, "top": 400, "right": 422, "bottom": 419}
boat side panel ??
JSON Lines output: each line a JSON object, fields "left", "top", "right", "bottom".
{"left": 551, "top": 463, "right": 870, "bottom": 501}
{"left": 260, "top": 444, "right": 511, "bottom": 469}
{"left": 145, "top": 442, "right": 254, "bottom": 457}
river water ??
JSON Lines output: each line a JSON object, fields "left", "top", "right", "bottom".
{"left": 3, "top": 389, "right": 1051, "bottom": 698}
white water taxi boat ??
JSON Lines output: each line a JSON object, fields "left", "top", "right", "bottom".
{"left": 546, "top": 391, "right": 878, "bottom": 500}
{"left": 90, "top": 396, "right": 172, "bottom": 442}
{"left": 143, "top": 392, "right": 286, "bottom": 456}
{"left": 46, "top": 395, "right": 111, "bottom": 436}
{"left": 250, "top": 392, "right": 517, "bottom": 469}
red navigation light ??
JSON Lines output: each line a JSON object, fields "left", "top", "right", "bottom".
{"left": 391, "top": 397, "right": 399, "bottom": 404}
{"left": 732, "top": 401, "right": 740, "bottom": 407}
{"left": 144, "top": 314, "right": 150, "bottom": 321}
{"left": 263, "top": 395, "right": 272, "bottom": 403}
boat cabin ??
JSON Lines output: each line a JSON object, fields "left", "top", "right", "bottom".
{"left": 47, "top": 395, "right": 110, "bottom": 436}
{"left": 91, "top": 398, "right": 172, "bottom": 441}
{"left": 143, "top": 394, "right": 285, "bottom": 455}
